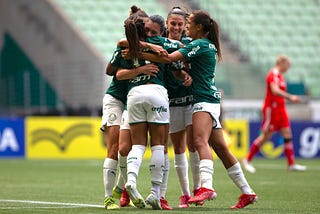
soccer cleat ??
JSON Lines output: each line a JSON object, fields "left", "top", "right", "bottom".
{"left": 231, "top": 193, "right": 258, "bottom": 209}
{"left": 125, "top": 183, "right": 146, "bottom": 208}
{"left": 178, "top": 195, "right": 190, "bottom": 208}
{"left": 112, "top": 186, "right": 123, "bottom": 199}
{"left": 146, "top": 193, "right": 162, "bottom": 210}
{"left": 193, "top": 188, "right": 205, "bottom": 206}
{"left": 288, "top": 164, "right": 307, "bottom": 172}
{"left": 242, "top": 159, "right": 256, "bottom": 173}
{"left": 120, "top": 188, "right": 131, "bottom": 207}
{"left": 160, "top": 197, "right": 173, "bottom": 210}
{"left": 104, "top": 196, "right": 120, "bottom": 210}
{"left": 188, "top": 187, "right": 217, "bottom": 204}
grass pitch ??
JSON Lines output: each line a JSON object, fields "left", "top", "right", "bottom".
{"left": 0, "top": 158, "right": 319, "bottom": 214}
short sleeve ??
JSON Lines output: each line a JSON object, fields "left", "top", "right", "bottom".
{"left": 109, "top": 47, "right": 122, "bottom": 66}
{"left": 178, "top": 40, "right": 205, "bottom": 61}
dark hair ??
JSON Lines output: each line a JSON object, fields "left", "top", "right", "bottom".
{"left": 167, "top": 6, "right": 189, "bottom": 21}
{"left": 149, "top": 15, "right": 166, "bottom": 35}
{"left": 124, "top": 14, "right": 146, "bottom": 59}
{"left": 192, "top": 10, "right": 222, "bottom": 61}
{"left": 130, "top": 5, "right": 148, "bottom": 17}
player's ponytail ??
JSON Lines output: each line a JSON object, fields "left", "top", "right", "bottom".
{"left": 192, "top": 10, "right": 222, "bottom": 62}
{"left": 124, "top": 14, "right": 146, "bottom": 59}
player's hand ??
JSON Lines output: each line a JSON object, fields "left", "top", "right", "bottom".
{"left": 182, "top": 73, "right": 193, "bottom": 86}
{"left": 148, "top": 44, "right": 168, "bottom": 56}
{"left": 137, "top": 64, "right": 159, "bottom": 77}
{"left": 289, "top": 95, "right": 301, "bottom": 103}
{"left": 121, "top": 48, "right": 130, "bottom": 59}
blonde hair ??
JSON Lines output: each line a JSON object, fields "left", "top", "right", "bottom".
{"left": 275, "top": 55, "right": 290, "bottom": 66}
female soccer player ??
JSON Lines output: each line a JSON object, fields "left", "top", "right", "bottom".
{"left": 117, "top": 13, "right": 182, "bottom": 210}
{"left": 101, "top": 48, "right": 128, "bottom": 210}
{"left": 141, "top": 10, "right": 258, "bottom": 209}
{"left": 242, "top": 55, "right": 307, "bottom": 173}
{"left": 164, "top": 7, "right": 201, "bottom": 208}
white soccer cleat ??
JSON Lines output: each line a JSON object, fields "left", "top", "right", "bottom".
{"left": 288, "top": 164, "right": 307, "bottom": 172}
{"left": 125, "top": 183, "right": 146, "bottom": 208}
{"left": 146, "top": 193, "right": 162, "bottom": 210}
{"left": 241, "top": 159, "right": 256, "bottom": 173}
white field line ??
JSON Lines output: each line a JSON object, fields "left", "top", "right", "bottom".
{"left": 0, "top": 199, "right": 104, "bottom": 208}
{"left": 253, "top": 163, "right": 320, "bottom": 170}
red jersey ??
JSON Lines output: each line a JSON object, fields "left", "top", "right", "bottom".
{"left": 263, "top": 68, "right": 287, "bottom": 109}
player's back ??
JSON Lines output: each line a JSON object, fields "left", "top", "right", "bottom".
{"left": 263, "top": 68, "right": 287, "bottom": 109}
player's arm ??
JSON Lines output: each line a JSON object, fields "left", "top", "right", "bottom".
{"left": 172, "top": 70, "right": 193, "bottom": 86}
{"left": 139, "top": 51, "right": 185, "bottom": 64}
{"left": 105, "top": 62, "right": 117, "bottom": 76}
{"left": 117, "top": 38, "right": 168, "bottom": 56}
{"left": 270, "top": 82, "right": 301, "bottom": 103}
{"left": 116, "top": 64, "right": 160, "bottom": 80}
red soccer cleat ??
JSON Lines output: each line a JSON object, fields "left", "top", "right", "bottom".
{"left": 193, "top": 188, "right": 205, "bottom": 206}
{"left": 188, "top": 187, "right": 217, "bottom": 204}
{"left": 178, "top": 195, "right": 190, "bottom": 208}
{"left": 160, "top": 197, "right": 173, "bottom": 210}
{"left": 231, "top": 193, "right": 258, "bottom": 209}
{"left": 119, "top": 188, "right": 130, "bottom": 207}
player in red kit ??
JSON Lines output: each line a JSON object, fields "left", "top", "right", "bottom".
{"left": 242, "top": 55, "right": 306, "bottom": 173}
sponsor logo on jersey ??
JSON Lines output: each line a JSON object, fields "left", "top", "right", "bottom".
{"left": 170, "top": 95, "right": 193, "bottom": 105}
{"left": 129, "top": 74, "right": 151, "bottom": 84}
{"left": 187, "top": 45, "right": 200, "bottom": 57}
{"left": 151, "top": 106, "right": 168, "bottom": 113}
{"left": 163, "top": 42, "right": 179, "bottom": 49}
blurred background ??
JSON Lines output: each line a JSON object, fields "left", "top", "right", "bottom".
{"left": 0, "top": 0, "right": 319, "bottom": 160}
{"left": 0, "top": 0, "right": 319, "bottom": 120}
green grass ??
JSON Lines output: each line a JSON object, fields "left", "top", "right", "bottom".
{"left": 0, "top": 158, "right": 319, "bottom": 214}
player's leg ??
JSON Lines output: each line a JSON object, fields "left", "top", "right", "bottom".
{"left": 188, "top": 110, "right": 217, "bottom": 204}
{"left": 185, "top": 105, "right": 201, "bottom": 194}
{"left": 101, "top": 94, "right": 123, "bottom": 210}
{"left": 125, "top": 122, "right": 148, "bottom": 208}
{"left": 159, "top": 124, "right": 173, "bottom": 210}
{"left": 242, "top": 131, "right": 273, "bottom": 173}
{"left": 146, "top": 123, "right": 166, "bottom": 210}
{"left": 117, "top": 112, "right": 133, "bottom": 207}
{"left": 209, "top": 129, "right": 257, "bottom": 209}
{"left": 280, "top": 127, "right": 306, "bottom": 171}
{"left": 171, "top": 129, "right": 190, "bottom": 208}
{"left": 170, "top": 106, "right": 191, "bottom": 208}
{"left": 103, "top": 125, "right": 120, "bottom": 210}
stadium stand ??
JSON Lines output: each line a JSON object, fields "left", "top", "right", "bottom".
{"left": 55, "top": 0, "right": 168, "bottom": 60}
{"left": 197, "top": 0, "right": 320, "bottom": 97}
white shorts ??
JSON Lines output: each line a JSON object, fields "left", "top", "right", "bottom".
{"left": 100, "top": 94, "right": 124, "bottom": 130}
{"left": 193, "top": 102, "right": 222, "bottom": 129}
{"left": 120, "top": 110, "right": 130, "bottom": 130}
{"left": 169, "top": 105, "right": 193, "bottom": 133}
{"left": 127, "top": 84, "right": 169, "bottom": 124}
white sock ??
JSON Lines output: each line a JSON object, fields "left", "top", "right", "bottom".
{"left": 189, "top": 151, "right": 201, "bottom": 190}
{"left": 160, "top": 153, "right": 170, "bottom": 198}
{"left": 103, "top": 158, "right": 118, "bottom": 197}
{"left": 116, "top": 153, "right": 127, "bottom": 189}
{"left": 174, "top": 152, "right": 190, "bottom": 196}
{"left": 150, "top": 145, "right": 164, "bottom": 198}
{"left": 199, "top": 159, "right": 214, "bottom": 189}
{"left": 126, "top": 145, "right": 146, "bottom": 188}
{"left": 227, "top": 162, "right": 254, "bottom": 194}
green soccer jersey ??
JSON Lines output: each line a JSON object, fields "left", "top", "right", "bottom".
{"left": 106, "top": 47, "right": 129, "bottom": 105}
{"left": 178, "top": 38, "right": 221, "bottom": 104}
{"left": 165, "top": 34, "right": 193, "bottom": 107}
{"left": 126, "top": 36, "right": 181, "bottom": 91}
